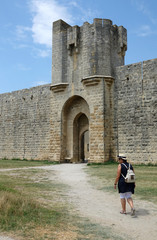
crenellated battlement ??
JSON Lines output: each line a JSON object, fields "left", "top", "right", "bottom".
{"left": 52, "top": 18, "right": 127, "bottom": 84}
{"left": 53, "top": 19, "right": 71, "bottom": 33}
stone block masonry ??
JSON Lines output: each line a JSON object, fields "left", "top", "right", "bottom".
{"left": 115, "top": 59, "right": 157, "bottom": 163}
{"left": 50, "top": 18, "right": 127, "bottom": 163}
{"left": 0, "top": 18, "right": 157, "bottom": 164}
{"left": 52, "top": 18, "right": 127, "bottom": 84}
{"left": 0, "top": 84, "right": 52, "bottom": 160}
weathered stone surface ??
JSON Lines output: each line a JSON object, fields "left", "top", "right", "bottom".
{"left": 115, "top": 59, "right": 157, "bottom": 163}
{"left": 0, "top": 85, "right": 51, "bottom": 160}
{"left": 0, "top": 18, "right": 156, "bottom": 163}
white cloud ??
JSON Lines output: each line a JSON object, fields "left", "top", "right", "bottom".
{"left": 36, "top": 48, "right": 51, "bottom": 57}
{"left": 15, "top": 63, "right": 31, "bottom": 71}
{"left": 32, "top": 81, "right": 50, "bottom": 86}
{"left": 14, "top": 0, "right": 74, "bottom": 57}
{"left": 31, "top": 46, "right": 51, "bottom": 58}
{"left": 131, "top": 0, "right": 157, "bottom": 24}
{"left": 28, "top": 0, "right": 73, "bottom": 47}
{"left": 68, "top": 1, "right": 99, "bottom": 24}
{"left": 131, "top": 1, "right": 157, "bottom": 38}
{"left": 16, "top": 25, "right": 32, "bottom": 40}
{"left": 15, "top": 0, "right": 97, "bottom": 58}
{"left": 69, "top": 1, "right": 78, "bottom": 7}
{"left": 139, "top": 4, "right": 156, "bottom": 24}
{"left": 137, "top": 25, "right": 153, "bottom": 37}
{"left": 133, "top": 24, "right": 157, "bottom": 37}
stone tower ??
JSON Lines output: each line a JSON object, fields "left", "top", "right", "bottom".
{"left": 0, "top": 18, "right": 156, "bottom": 163}
{"left": 52, "top": 18, "right": 127, "bottom": 84}
{"left": 50, "top": 18, "right": 127, "bottom": 162}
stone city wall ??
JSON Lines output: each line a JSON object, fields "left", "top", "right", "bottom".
{"left": 0, "top": 18, "right": 156, "bottom": 164}
{"left": 0, "top": 77, "right": 114, "bottom": 162}
{"left": 115, "top": 58, "right": 157, "bottom": 163}
{"left": 0, "top": 84, "right": 52, "bottom": 160}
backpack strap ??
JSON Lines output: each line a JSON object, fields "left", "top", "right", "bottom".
{"left": 121, "top": 163, "right": 129, "bottom": 179}
{"left": 122, "top": 163, "right": 131, "bottom": 169}
{"left": 121, "top": 173, "right": 125, "bottom": 179}
{"left": 121, "top": 163, "right": 128, "bottom": 169}
{"left": 128, "top": 163, "right": 131, "bottom": 170}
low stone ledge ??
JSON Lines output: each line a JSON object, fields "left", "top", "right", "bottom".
{"left": 103, "top": 76, "right": 114, "bottom": 85}
{"left": 50, "top": 83, "right": 69, "bottom": 92}
{"left": 64, "top": 157, "right": 72, "bottom": 163}
{"left": 81, "top": 75, "right": 114, "bottom": 86}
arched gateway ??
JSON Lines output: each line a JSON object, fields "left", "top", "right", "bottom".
{"left": 61, "top": 95, "right": 90, "bottom": 163}
{"left": 50, "top": 18, "right": 125, "bottom": 163}
{"left": 0, "top": 18, "right": 157, "bottom": 163}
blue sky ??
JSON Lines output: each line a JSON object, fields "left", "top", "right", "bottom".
{"left": 0, "top": 0, "right": 157, "bottom": 94}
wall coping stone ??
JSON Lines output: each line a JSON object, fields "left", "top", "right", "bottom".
{"left": 50, "top": 83, "right": 69, "bottom": 92}
{"left": 81, "top": 75, "right": 114, "bottom": 86}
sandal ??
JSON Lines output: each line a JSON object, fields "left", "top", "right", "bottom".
{"left": 120, "top": 210, "right": 127, "bottom": 214}
{"left": 131, "top": 208, "right": 135, "bottom": 216}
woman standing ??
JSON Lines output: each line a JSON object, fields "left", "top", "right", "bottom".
{"left": 114, "top": 155, "right": 135, "bottom": 216}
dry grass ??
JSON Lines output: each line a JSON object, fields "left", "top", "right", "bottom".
{"left": 0, "top": 158, "right": 58, "bottom": 169}
{"left": 0, "top": 167, "right": 69, "bottom": 239}
{"left": 86, "top": 163, "right": 157, "bottom": 204}
{"left": 0, "top": 160, "right": 125, "bottom": 240}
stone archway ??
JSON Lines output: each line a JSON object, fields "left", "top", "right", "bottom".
{"left": 61, "top": 96, "right": 90, "bottom": 163}
{"left": 73, "top": 113, "right": 89, "bottom": 162}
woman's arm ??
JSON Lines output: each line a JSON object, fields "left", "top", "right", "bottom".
{"left": 114, "top": 164, "right": 121, "bottom": 189}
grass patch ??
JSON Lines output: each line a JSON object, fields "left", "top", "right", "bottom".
{"left": 87, "top": 161, "right": 117, "bottom": 166}
{"left": 0, "top": 158, "right": 59, "bottom": 169}
{"left": 75, "top": 217, "right": 123, "bottom": 240}
{"left": 0, "top": 191, "right": 61, "bottom": 232}
{"left": 133, "top": 165, "right": 157, "bottom": 202}
{"left": 0, "top": 168, "right": 70, "bottom": 239}
{"left": 0, "top": 163, "right": 125, "bottom": 240}
{"left": 86, "top": 163, "right": 157, "bottom": 204}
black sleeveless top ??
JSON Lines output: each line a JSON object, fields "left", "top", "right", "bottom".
{"left": 118, "top": 162, "right": 135, "bottom": 194}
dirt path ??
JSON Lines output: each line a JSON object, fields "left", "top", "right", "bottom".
{"left": 49, "top": 164, "right": 157, "bottom": 240}
{"left": 0, "top": 164, "right": 157, "bottom": 240}
{"left": 0, "top": 237, "right": 15, "bottom": 240}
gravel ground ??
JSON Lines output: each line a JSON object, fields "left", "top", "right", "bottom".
{"left": 49, "top": 164, "right": 157, "bottom": 240}
{"left": 0, "top": 164, "right": 157, "bottom": 240}
{"left": 0, "top": 237, "right": 15, "bottom": 240}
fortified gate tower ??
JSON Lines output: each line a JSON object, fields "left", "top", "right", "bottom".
{"left": 50, "top": 18, "right": 127, "bottom": 163}
{"left": 0, "top": 18, "right": 156, "bottom": 163}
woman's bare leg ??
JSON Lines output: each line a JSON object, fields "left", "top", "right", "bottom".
{"left": 127, "top": 197, "right": 134, "bottom": 209}
{"left": 120, "top": 198, "right": 126, "bottom": 213}
{"left": 127, "top": 198, "right": 135, "bottom": 215}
